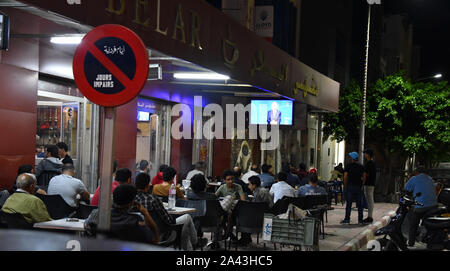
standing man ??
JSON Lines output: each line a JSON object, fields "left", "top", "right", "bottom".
{"left": 362, "top": 149, "right": 376, "bottom": 223}
{"left": 56, "top": 142, "right": 73, "bottom": 165}
{"left": 341, "top": 152, "right": 365, "bottom": 225}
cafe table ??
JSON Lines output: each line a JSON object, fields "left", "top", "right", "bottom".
{"left": 34, "top": 218, "right": 86, "bottom": 236}
{"left": 162, "top": 202, "right": 197, "bottom": 215}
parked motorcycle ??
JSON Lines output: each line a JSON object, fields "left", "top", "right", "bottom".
{"left": 374, "top": 190, "right": 450, "bottom": 251}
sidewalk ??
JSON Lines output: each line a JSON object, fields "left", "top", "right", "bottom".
{"left": 203, "top": 202, "right": 398, "bottom": 251}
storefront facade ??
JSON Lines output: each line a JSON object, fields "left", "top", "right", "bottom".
{"left": 0, "top": 0, "right": 340, "bottom": 191}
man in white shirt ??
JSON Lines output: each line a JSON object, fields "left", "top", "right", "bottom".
{"left": 186, "top": 162, "right": 206, "bottom": 181}
{"left": 47, "top": 164, "right": 90, "bottom": 207}
{"left": 269, "top": 172, "right": 295, "bottom": 203}
{"left": 241, "top": 164, "right": 260, "bottom": 184}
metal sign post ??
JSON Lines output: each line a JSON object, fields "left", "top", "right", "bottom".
{"left": 72, "top": 24, "right": 149, "bottom": 232}
{"left": 97, "top": 107, "right": 116, "bottom": 232}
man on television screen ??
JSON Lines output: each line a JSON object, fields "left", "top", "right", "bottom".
{"left": 267, "top": 102, "right": 281, "bottom": 125}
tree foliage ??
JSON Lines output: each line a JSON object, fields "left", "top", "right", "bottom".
{"left": 323, "top": 73, "right": 450, "bottom": 166}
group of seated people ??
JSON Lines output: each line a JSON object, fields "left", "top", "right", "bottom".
{"left": 0, "top": 162, "right": 91, "bottom": 224}
{"left": 0, "top": 157, "right": 328, "bottom": 250}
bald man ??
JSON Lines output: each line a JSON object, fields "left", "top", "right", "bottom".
{"left": 2, "top": 174, "right": 52, "bottom": 223}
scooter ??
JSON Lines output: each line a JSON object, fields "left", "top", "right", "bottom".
{"left": 375, "top": 190, "right": 450, "bottom": 251}
{"left": 374, "top": 191, "right": 422, "bottom": 251}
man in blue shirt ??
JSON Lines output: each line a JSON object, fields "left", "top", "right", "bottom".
{"left": 259, "top": 164, "right": 275, "bottom": 188}
{"left": 404, "top": 167, "right": 438, "bottom": 247}
{"left": 296, "top": 173, "right": 327, "bottom": 197}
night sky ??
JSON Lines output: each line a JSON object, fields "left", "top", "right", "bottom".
{"left": 382, "top": 0, "right": 450, "bottom": 80}
{"left": 350, "top": 0, "right": 450, "bottom": 83}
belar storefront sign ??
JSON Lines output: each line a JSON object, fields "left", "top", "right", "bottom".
{"left": 21, "top": 0, "right": 340, "bottom": 112}
{"left": 106, "top": 0, "right": 203, "bottom": 51}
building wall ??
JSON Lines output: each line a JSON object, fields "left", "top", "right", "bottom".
{"left": 113, "top": 98, "right": 138, "bottom": 175}
{"left": 298, "top": 0, "right": 353, "bottom": 86}
{"left": 0, "top": 7, "right": 138, "bottom": 190}
{"left": 0, "top": 8, "right": 40, "bottom": 190}
{"left": 382, "top": 14, "right": 414, "bottom": 78}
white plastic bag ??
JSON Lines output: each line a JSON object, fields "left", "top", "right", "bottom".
{"left": 262, "top": 217, "right": 273, "bottom": 241}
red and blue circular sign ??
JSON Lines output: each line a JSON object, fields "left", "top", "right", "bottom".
{"left": 73, "top": 24, "right": 149, "bottom": 107}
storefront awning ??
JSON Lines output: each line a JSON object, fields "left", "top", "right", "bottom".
{"left": 18, "top": 0, "right": 340, "bottom": 112}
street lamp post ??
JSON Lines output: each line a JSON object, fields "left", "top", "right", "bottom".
{"left": 358, "top": 2, "right": 373, "bottom": 164}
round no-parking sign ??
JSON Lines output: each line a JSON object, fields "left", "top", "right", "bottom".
{"left": 73, "top": 24, "right": 149, "bottom": 107}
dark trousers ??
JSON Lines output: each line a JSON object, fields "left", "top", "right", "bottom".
{"left": 406, "top": 205, "right": 436, "bottom": 246}
{"left": 344, "top": 186, "right": 364, "bottom": 222}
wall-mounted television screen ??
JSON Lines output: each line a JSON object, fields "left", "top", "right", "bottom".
{"left": 137, "top": 111, "right": 150, "bottom": 122}
{"left": 250, "top": 100, "right": 293, "bottom": 125}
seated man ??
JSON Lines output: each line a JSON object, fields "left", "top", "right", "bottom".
{"left": 47, "top": 163, "right": 90, "bottom": 207}
{"left": 85, "top": 184, "right": 159, "bottom": 245}
{"left": 185, "top": 162, "right": 206, "bottom": 181}
{"left": 237, "top": 175, "right": 274, "bottom": 247}
{"left": 135, "top": 173, "right": 204, "bottom": 250}
{"left": 282, "top": 163, "right": 300, "bottom": 188}
{"left": 134, "top": 160, "right": 150, "bottom": 183}
{"left": 216, "top": 170, "right": 246, "bottom": 242}
{"left": 152, "top": 167, "right": 186, "bottom": 200}
{"left": 259, "top": 164, "right": 275, "bottom": 189}
{"left": 2, "top": 173, "right": 52, "bottom": 224}
{"left": 216, "top": 170, "right": 246, "bottom": 202}
{"left": 35, "top": 145, "right": 63, "bottom": 188}
{"left": 10, "top": 164, "right": 46, "bottom": 195}
{"left": 152, "top": 164, "right": 168, "bottom": 186}
{"left": 248, "top": 176, "right": 273, "bottom": 209}
{"left": 404, "top": 167, "right": 438, "bottom": 247}
{"left": 296, "top": 173, "right": 328, "bottom": 197}
{"left": 91, "top": 168, "right": 132, "bottom": 206}
{"left": 269, "top": 172, "right": 296, "bottom": 203}
{"left": 187, "top": 174, "right": 218, "bottom": 201}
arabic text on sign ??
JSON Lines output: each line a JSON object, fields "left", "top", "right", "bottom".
{"left": 103, "top": 45, "right": 126, "bottom": 55}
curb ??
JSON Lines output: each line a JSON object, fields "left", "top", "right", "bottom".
{"left": 339, "top": 210, "right": 396, "bottom": 251}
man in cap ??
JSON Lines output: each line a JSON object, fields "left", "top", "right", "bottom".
{"left": 340, "top": 152, "right": 365, "bottom": 225}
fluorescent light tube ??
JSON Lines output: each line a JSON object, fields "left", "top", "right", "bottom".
{"left": 173, "top": 72, "right": 230, "bottom": 80}
{"left": 50, "top": 36, "right": 84, "bottom": 45}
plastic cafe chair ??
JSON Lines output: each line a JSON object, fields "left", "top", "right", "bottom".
{"left": 233, "top": 201, "right": 267, "bottom": 251}
{"left": 0, "top": 211, "right": 33, "bottom": 230}
{"left": 297, "top": 195, "right": 328, "bottom": 239}
{"left": 199, "top": 200, "right": 225, "bottom": 250}
{"left": 35, "top": 194, "right": 77, "bottom": 220}
{"left": 74, "top": 203, "right": 98, "bottom": 219}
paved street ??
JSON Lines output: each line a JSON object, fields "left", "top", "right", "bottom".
{"left": 204, "top": 202, "right": 398, "bottom": 251}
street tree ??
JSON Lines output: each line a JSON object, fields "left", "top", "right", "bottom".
{"left": 323, "top": 73, "right": 450, "bottom": 200}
